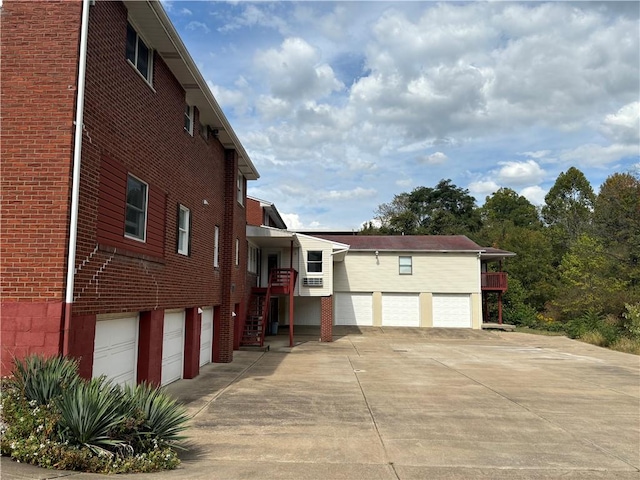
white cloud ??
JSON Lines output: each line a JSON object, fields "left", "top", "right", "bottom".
{"left": 325, "top": 187, "right": 376, "bottom": 201}
{"left": 254, "top": 37, "right": 344, "bottom": 102}
{"left": 280, "top": 213, "right": 304, "bottom": 229}
{"left": 186, "top": 21, "right": 210, "bottom": 34}
{"left": 468, "top": 180, "right": 500, "bottom": 199}
{"left": 519, "top": 150, "right": 551, "bottom": 159}
{"left": 418, "top": 152, "right": 448, "bottom": 165}
{"left": 600, "top": 101, "right": 640, "bottom": 145}
{"left": 496, "top": 160, "right": 545, "bottom": 186}
{"left": 179, "top": 8, "right": 192, "bottom": 16}
{"left": 217, "top": 4, "right": 289, "bottom": 35}
{"left": 559, "top": 143, "right": 639, "bottom": 167}
{"left": 520, "top": 186, "right": 547, "bottom": 206}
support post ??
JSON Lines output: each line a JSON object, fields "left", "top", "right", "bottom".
{"left": 498, "top": 291, "right": 503, "bottom": 325}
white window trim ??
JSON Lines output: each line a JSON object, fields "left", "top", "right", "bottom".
{"left": 399, "top": 256, "right": 412, "bottom": 275}
{"left": 237, "top": 172, "right": 244, "bottom": 206}
{"left": 178, "top": 205, "right": 190, "bottom": 255}
{"left": 126, "top": 21, "right": 154, "bottom": 87}
{"left": 214, "top": 226, "right": 220, "bottom": 268}
{"left": 235, "top": 238, "right": 240, "bottom": 266}
{"left": 184, "top": 104, "right": 194, "bottom": 136}
{"left": 248, "top": 243, "right": 258, "bottom": 274}
{"left": 124, "top": 174, "right": 148, "bottom": 243}
{"left": 307, "top": 250, "right": 323, "bottom": 274}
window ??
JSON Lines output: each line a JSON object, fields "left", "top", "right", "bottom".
{"left": 214, "top": 226, "right": 220, "bottom": 267}
{"left": 248, "top": 244, "right": 258, "bottom": 274}
{"left": 235, "top": 238, "right": 240, "bottom": 266}
{"left": 125, "top": 174, "right": 148, "bottom": 241}
{"left": 177, "top": 205, "right": 190, "bottom": 255}
{"left": 399, "top": 256, "right": 412, "bottom": 275}
{"left": 184, "top": 104, "right": 193, "bottom": 135}
{"left": 307, "top": 251, "right": 322, "bottom": 273}
{"left": 237, "top": 172, "right": 244, "bottom": 206}
{"left": 126, "top": 22, "right": 153, "bottom": 83}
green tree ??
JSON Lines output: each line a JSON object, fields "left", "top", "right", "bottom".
{"left": 481, "top": 188, "right": 541, "bottom": 230}
{"left": 554, "top": 234, "right": 628, "bottom": 319}
{"left": 541, "top": 167, "right": 595, "bottom": 259}
{"left": 375, "top": 179, "right": 480, "bottom": 236}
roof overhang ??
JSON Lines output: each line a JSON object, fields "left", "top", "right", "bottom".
{"left": 247, "top": 225, "right": 300, "bottom": 248}
{"left": 122, "top": 0, "right": 259, "bottom": 180}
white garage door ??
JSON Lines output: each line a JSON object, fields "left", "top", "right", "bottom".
{"left": 433, "top": 294, "right": 471, "bottom": 328}
{"left": 162, "top": 310, "right": 185, "bottom": 386}
{"left": 335, "top": 293, "right": 373, "bottom": 326}
{"left": 382, "top": 294, "right": 420, "bottom": 327}
{"left": 93, "top": 314, "right": 138, "bottom": 386}
{"left": 200, "top": 307, "right": 213, "bottom": 367}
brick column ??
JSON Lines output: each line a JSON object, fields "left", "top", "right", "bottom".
{"left": 67, "top": 313, "right": 97, "bottom": 380}
{"left": 216, "top": 149, "right": 237, "bottom": 362}
{"left": 320, "top": 295, "right": 333, "bottom": 342}
{"left": 183, "top": 307, "right": 201, "bottom": 379}
{"left": 137, "top": 309, "right": 164, "bottom": 386}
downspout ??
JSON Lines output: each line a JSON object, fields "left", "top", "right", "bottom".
{"left": 62, "top": 0, "right": 91, "bottom": 356}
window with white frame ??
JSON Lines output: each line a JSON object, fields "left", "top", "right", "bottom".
{"left": 184, "top": 104, "right": 193, "bottom": 135}
{"left": 126, "top": 22, "right": 153, "bottom": 83}
{"left": 307, "top": 251, "right": 322, "bottom": 273}
{"left": 213, "top": 226, "right": 220, "bottom": 268}
{"left": 237, "top": 172, "right": 244, "bottom": 206}
{"left": 235, "top": 238, "right": 240, "bottom": 266}
{"left": 399, "top": 256, "right": 412, "bottom": 275}
{"left": 248, "top": 244, "right": 258, "bottom": 274}
{"left": 177, "top": 205, "right": 190, "bottom": 255}
{"left": 125, "top": 174, "right": 148, "bottom": 241}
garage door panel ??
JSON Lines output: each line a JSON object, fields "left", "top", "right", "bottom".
{"left": 335, "top": 293, "right": 372, "bottom": 326}
{"left": 433, "top": 294, "right": 471, "bottom": 328}
{"left": 93, "top": 315, "right": 138, "bottom": 387}
{"left": 382, "top": 294, "right": 420, "bottom": 327}
{"left": 162, "top": 311, "right": 185, "bottom": 386}
{"left": 200, "top": 307, "right": 213, "bottom": 367}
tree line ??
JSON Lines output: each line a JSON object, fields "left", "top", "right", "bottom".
{"left": 361, "top": 167, "right": 640, "bottom": 333}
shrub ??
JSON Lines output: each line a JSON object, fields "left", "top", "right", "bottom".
{"left": 622, "top": 302, "right": 640, "bottom": 340}
{"left": 123, "top": 382, "right": 189, "bottom": 450}
{"left": 1, "top": 355, "right": 187, "bottom": 473}
{"left": 11, "top": 355, "right": 79, "bottom": 406}
{"left": 580, "top": 330, "right": 608, "bottom": 347}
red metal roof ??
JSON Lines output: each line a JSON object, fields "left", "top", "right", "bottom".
{"left": 311, "top": 235, "right": 484, "bottom": 252}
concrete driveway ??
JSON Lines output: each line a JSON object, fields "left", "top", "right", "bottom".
{"left": 2, "top": 328, "right": 639, "bottom": 479}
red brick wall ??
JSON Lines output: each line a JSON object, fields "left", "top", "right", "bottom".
{"left": 320, "top": 296, "right": 333, "bottom": 342}
{"left": 246, "top": 198, "right": 263, "bottom": 226}
{"left": 1, "top": 0, "right": 251, "bottom": 372}
{"left": 0, "top": 0, "right": 83, "bottom": 374}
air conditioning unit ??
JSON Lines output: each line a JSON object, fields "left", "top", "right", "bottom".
{"left": 303, "top": 277, "right": 323, "bottom": 287}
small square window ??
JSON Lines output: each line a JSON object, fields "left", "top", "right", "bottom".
{"left": 184, "top": 104, "right": 193, "bottom": 135}
{"left": 399, "top": 256, "right": 412, "bottom": 275}
{"left": 126, "top": 22, "right": 153, "bottom": 84}
{"left": 307, "top": 251, "right": 323, "bottom": 273}
{"left": 177, "top": 204, "right": 190, "bottom": 255}
{"left": 125, "top": 174, "right": 148, "bottom": 241}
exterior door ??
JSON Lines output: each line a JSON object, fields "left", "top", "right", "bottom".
{"left": 433, "top": 294, "right": 472, "bottom": 328}
{"left": 382, "top": 294, "right": 420, "bottom": 327}
{"left": 335, "top": 293, "right": 373, "bottom": 326}
{"left": 93, "top": 314, "right": 138, "bottom": 387}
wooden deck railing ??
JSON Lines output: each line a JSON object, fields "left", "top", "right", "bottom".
{"left": 481, "top": 272, "right": 508, "bottom": 291}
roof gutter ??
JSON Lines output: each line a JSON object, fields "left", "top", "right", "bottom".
{"left": 63, "top": 0, "right": 91, "bottom": 355}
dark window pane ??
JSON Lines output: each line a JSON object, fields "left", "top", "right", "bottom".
{"left": 137, "top": 39, "right": 149, "bottom": 78}
{"left": 307, "top": 251, "right": 322, "bottom": 262}
{"left": 308, "top": 263, "right": 322, "bottom": 273}
{"left": 126, "top": 23, "right": 136, "bottom": 63}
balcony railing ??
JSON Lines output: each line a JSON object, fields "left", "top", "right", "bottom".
{"left": 481, "top": 272, "right": 508, "bottom": 291}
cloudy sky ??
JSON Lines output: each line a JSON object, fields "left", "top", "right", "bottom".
{"left": 162, "top": 1, "right": 639, "bottom": 230}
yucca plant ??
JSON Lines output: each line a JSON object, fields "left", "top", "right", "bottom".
{"left": 123, "top": 382, "right": 189, "bottom": 449}
{"left": 55, "top": 377, "right": 130, "bottom": 457}
{"left": 11, "top": 355, "right": 80, "bottom": 405}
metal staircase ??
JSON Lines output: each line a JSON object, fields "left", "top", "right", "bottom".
{"left": 240, "top": 268, "right": 296, "bottom": 347}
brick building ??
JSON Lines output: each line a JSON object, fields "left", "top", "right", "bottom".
{"left": 1, "top": 0, "right": 259, "bottom": 385}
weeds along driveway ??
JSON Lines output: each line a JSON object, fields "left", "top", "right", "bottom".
{"left": 3, "top": 329, "right": 637, "bottom": 480}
